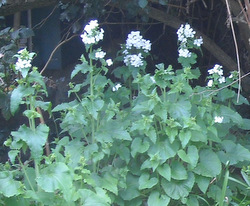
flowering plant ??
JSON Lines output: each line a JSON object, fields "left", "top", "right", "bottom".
{"left": 0, "top": 20, "right": 249, "bottom": 206}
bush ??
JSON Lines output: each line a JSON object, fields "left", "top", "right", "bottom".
{"left": 0, "top": 20, "right": 249, "bottom": 206}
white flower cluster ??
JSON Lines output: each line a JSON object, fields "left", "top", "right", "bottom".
{"left": 112, "top": 83, "right": 121, "bottom": 91}
{"left": 124, "top": 53, "right": 143, "bottom": 68}
{"left": 95, "top": 50, "right": 106, "bottom": 59}
{"left": 125, "top": 31, "right": 151, "bottom": 52}
{"left": 81, "top": 20, "right": 104, "bottom": 45}
{"left": 123, "top": 31, "right": 151, "bottom": 67}
{"left": 177, "top": 23, "right": 203, "bottom": 58}
{"left": 15, "top": 49, "right": 32, "bottom": 71}
{"left": 214, "top": 116, "right": 223, "bottom": 123}
{"left": 207, "top": 64, "right": 226, "bottom": 87}
{"left": 106, "top": 59, "right": 113, "bottom": 66}
{"left": 177, "top": 24, "right": 195, "bottom": 43}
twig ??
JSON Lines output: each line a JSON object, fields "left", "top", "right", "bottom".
{"left": 40, "top": 34, "right": 78, "bottom": 75}
{"left": 191, "top": 71, "right": 250, "bottom": 97}
{"left": 225, "top": 0, "right": 241, "bottom": 103}
{"left": 237, "top": 0, "right": 250, "bottom": 27}
{"left": 32, "top": 5, "right": 57, "bottom": 30}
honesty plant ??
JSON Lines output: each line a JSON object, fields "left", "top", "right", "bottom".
{"left": 0, "top": 20, "right": 249, "bottom": 206}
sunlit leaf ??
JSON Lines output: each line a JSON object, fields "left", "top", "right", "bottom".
{"left": 217, "top": 140, "right": 250, "bottom": 165}
{"left": 157, "top": 164, "right": 171, "bottom": 181}
{"left": 11, "top": 124, "right": 49, "bottom": 160}
{"left": 0, "top": 171, "right": 22, "bottom": 197}
{"left": 148, "top": 191, "right": 170, "bottom": 206}
{"left": 78, "top": 188, "right": 110, "bottom": 206}
{"left": 131, "top": 137, "right": 150, "bottom": 157}
{"left": 37, "top": 162, "right": 72, "bottom": 193}
{"left": 162, "top": 172, "right": 195, "bottom": 200}
{"left": 139, "top": 173, "right": 158, "bottom": 190}
{"left": 10, "top": 85, "right": 34, "bottom": 115}
{"left": 171, "top": 161, "right": 187, "bottom": 180}
{"left": 194, "top": 149, "right": 222, "bottom": 177}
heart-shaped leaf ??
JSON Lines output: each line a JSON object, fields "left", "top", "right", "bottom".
{"left": 139, "top": 173, "right": 158, "bottom": 190}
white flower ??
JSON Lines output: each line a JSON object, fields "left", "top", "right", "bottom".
{"left": 184, "top": 24, "right": 196, "bottom": 38}
{"left": 95, "top": 28, "right": 104, "bottom": 42}
{"left": 81, "top": 20, "right": 104, "bottom": 45}
{"left": 214, "top": 116, "right": 223, "bottom": 123}
{"left": 124, "top": 53, "right": 143, "bottom": 67}
{"left": 112, "top": 83, "right": 121, "bottom": 91}
{"left": 178, "top": 48, "right": 191, "bottom": 58}
{"left": 207, "top": 79, "right": 213, "bottom": 87}
{"left": 229, "top": 74, "right": 233, "bottom": 79}
{"left": 84, "top": 20, "right": 98, "bottom": 33}
{"left": 208, "top": 64, "right": 223, "bottom": 76}
{"left": 218, "top": 76, "right": 225, "bottom": 84}
{"left": 81, "top": 33, "right": 95, "bottom": 44}
{"left": 15, "top": 58, "right": 32, "bottom": 71}
{"left": 95, "top": 51, "right": 106, "bottom": 59}
{"left": 106, "top": 59, "right": 113, "bottom": 66}
{"left": 125, "top": 31, "right": 151, "bottom": 52}
{"left": 194, "top": 37, "right": 203, "bottom": 47}
{"left": 177, "top": 24, "right": 195, "bottom": 43}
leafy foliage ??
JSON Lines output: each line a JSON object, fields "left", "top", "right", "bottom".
{"left": 0, "top": 20, "right": 249, "bottom": 206}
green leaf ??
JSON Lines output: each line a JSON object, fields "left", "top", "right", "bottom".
{"left": 187, "top": 195, "right": 199, "bottom": 206}
{"left": 194, "top": 149, "right": 222, "bottom": 177}
{"left": 10, "top": 85, "right": 34, "bottom": 115}
{"left": 96, "top": 120, "right": 131, "bottom": 142}
{"left": 219, "top": 105, "right": 242, "bottom": 125}
{"left": 162, "top": 172, "right": 195, "bottom": 200}
{"left": 28, "top": 70, "right": 47, "bottom": 91}
{"left": 207, "top": 126, "right": 221, "bottom": 143}
{"left": 0, "top": 171, "right": 22, "bottom": 197}
{"left": 240, "top": 118, "right": 250, "bottom": 130}
{"left": 131, "top": 137, "right": 150, "bottom": 157}
{"left": 196, "top": 175, "right": 210, "bottom": 193}
{"left": 37, "top": 162, "right": 72, "bottom": 193}
{"left": 139, "top": 173, "right": 158, "bottom": 190}
{"left": 52, "top": 100, "right": 78, "bottom": 112}
{"left": 65, "top": 138, "right": 84, "bottom": 168}
{"left": 190, "top": 130, "right": 207, "bottom": 142}
{"left": 120, "top": 173, "right": 140, "bottom": 201}
{"left": 101, "top": 173, "right": 118, "bottom": 195}
{"left": 116, "top": 145, "right": 130, "bottom": 164}
{"left": 145, "top": 128, "right": 157, "bottom": 143}
{"left": 148, "top": 139, "right": 179, "bottom": 163}
{"left": 207, "top": 185, "right": 222, "bottom": 203}
{"left": 11, "top": 124, "right": 49, "bottom": 160}
{"left": 71, "top": 61, "right": 89, "bottom": 78}
{"left": 86, "top": 99, "right": 104, "bottom": 119}
{"left": 165, "top": 127, "right": 178, "bottom": 143}
{"left": 8, "top": 150, "right": 19, "bottom": 163}
{"left": 179, "top": 130, "right": 191, "bottom": 148}
{"left": 148, "top": 191, "right": 170, "bottom": 206}
{"left": 78, "top": 189, "right": 110, "bottom": 206}
{"left": 138, "top": 0, "right": 148, "bottom": 8}
{"left": 217, "top": 140, "right": 250, "bottom": 165}
{"left": 177, "top": 145, "right": 199, "bottom": 168}
{"left": 168, "top": 98, "right": 191, "bottom": 120}
{"left": 157, "top": 164, "right": 171, "bottom": 181}
{"left": 171, "top": 161, "right": 188, "bottom": 180}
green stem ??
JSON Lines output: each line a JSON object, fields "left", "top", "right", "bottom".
{"left": 17, "top": 156, "right": 36, "bottom": 192}
{"left": 89, "top": 46, "right": 97, "bottom": 172}
{"left": 29, "top": 96, "right": 36, "bottom": 131}
{"left": 219, "top": 170, "right": 229, "bottom": 206}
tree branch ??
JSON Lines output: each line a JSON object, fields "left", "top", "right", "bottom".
{"left": 0, "top": 0, "right": 70, "bottom": 16}
{"left": 146, "top": 6, "right": 250, "bottom": 92}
